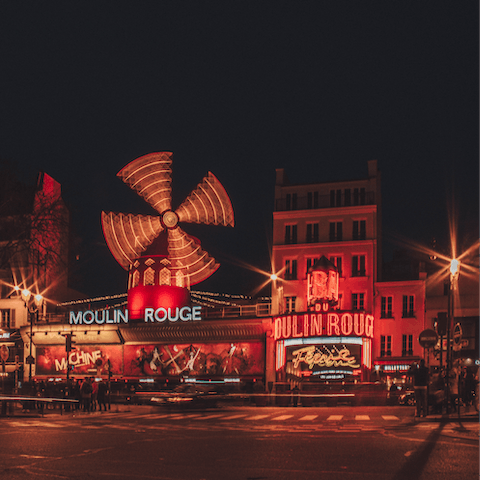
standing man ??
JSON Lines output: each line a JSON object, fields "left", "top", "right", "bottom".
{"left": 411, "top": 359, "right": 429, "bottom": 417}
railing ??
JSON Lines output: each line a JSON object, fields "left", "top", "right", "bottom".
{"left": 33, "top": 305, "right": 273, "bottom": 323}
{"left": 275, "top": 191, "right": 375, "bottom": 211}
{"left": 202, "top": 303, "right": 271, "bottom": 319}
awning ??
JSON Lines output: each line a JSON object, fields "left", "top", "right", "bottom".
{"left": 120, "top": 320, "right": 267, "bottom": 344}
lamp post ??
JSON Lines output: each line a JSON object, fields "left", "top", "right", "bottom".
{"left": 20, "top": 289, "right": 43, "bottom": 383}
{"left": 445, "top": 259, "right": 460, "bottom": 413}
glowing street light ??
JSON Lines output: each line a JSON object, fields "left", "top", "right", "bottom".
{"left": 446, "top": 258, "right": 461, "bottom": 413}
{"left": 18, "top": 288, "right": 44, "bottom": 382}
{"left": 449, "top": 258, "right": 460, "bottom": 277}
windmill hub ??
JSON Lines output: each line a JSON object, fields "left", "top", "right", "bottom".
{"left": 162, "top": 210, "right": 179, "bottom": 229}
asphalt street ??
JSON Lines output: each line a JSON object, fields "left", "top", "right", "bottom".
{"left": 0, "top": 404, "right": 478, "bottom": 480}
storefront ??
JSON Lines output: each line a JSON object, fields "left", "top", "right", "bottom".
{"left": 273, "top": 307, "right": 374, "bottom": 384}
{"left": 21, "top": 310, "right": 270, "bottom": 392}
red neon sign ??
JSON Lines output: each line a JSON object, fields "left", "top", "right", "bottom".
{"left": 273, "top": 312, "right": 374, "bottom": 341}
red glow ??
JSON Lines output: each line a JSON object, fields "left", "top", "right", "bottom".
{"left": 127, "top": 285, "right": 191, "bottom": 320}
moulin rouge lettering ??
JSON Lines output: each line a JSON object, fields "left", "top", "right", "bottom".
{"left": 273, "top": 312, "right": 374, "bottom": 341}
{"left": 291, "top": 345, "right": 360, "bottom": 369}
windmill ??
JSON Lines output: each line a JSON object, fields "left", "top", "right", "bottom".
{"left": 101, "top": 152, "right": 234, "bottom": 320}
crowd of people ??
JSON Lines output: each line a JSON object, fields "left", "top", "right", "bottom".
{"left": 409, "top": 360, "right": 478, "bottom": 417}
{"left": 19, "top": 377, "right": 110, "bottom": 413}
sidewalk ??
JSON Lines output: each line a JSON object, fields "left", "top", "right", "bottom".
{"left": 412, "top": 409, "right": 479, "bottom": 423}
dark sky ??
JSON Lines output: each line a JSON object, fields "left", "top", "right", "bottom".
{"left": 0, "top": 3, "right": 478, "bottom": 298}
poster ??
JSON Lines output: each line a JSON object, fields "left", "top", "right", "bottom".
{"left": 35, "top": 345, "right": 123, "bottom": 376}
{"left": 124, "top": 342, "right": 264, "bottom": 377}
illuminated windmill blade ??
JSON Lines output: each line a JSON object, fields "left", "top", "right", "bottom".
{"left": 117, "top": 152, "right": 173, "bottom": 215}
{"left": 167, "top": 226, "right": 220, "bottom": 286}
{"left": 175, "top": 172, "right": 234, "bottom": 227}
{"left": 101, "top": 212, "right": 164, "bottom": 270}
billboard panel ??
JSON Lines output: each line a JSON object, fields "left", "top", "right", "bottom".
{"left": 124, "top": 342, "right": 264, "bottom": 377}
{"left": 35, "top": 345, "right": 123, "bottom": 376}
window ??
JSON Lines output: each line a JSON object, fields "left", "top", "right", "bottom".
{"left": 285, "top": 296, "right": 296, "bottom": 313}
{"left": 329, "top": 256, "right": 342, "bottom": 276}
{"left": 402, "top": 295, "right": 414, "bottom": 317}
{"left": 344, "top": 189, "right": 351, "bottom": 206}
{"left": 306, "top": 257, "right": 319, "bottom": 275}
{"left": 286, "top": 193, "right": 297, "bottom": 211}
{"left": 381, "top": 335, "right": 392, "bottom": 357}
{"left": 1, "top": 309, "right": 12, "bottom": 329}
{"left": 402, "top": 335, "right": 414, "bottom": 356}
{"left": 144, "top": 267, "right": 155, "bottom": 285}
{"left": 352, "top": 255, "right": 366, "bottom": 276}
{"left": 284, "top": 224, "right": 297, "bottom": 244}
{"left": 306, "top": 223, "right": 319, "bottom": 243}
{"left": 285, "top": 259, "right": 297, "bottom": 280}
{"left": 353, "top": 187, "right": 366, "bottom": 205}
{"left": 381, "top": 296, "right": 393, "bottom": 318}
{"left": 352, "top": 293, "right": 365, "bottom": 310}
{"left": 329, "top": 222, "right": 343, "bottom": 241}
{"left": 352, "top": 220, "right": 366, "bottom": 240}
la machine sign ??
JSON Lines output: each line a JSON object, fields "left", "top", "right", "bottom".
{"left": 69, "top": 306, "right": 202, "bottom": 325}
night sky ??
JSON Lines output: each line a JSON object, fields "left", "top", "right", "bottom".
{"left": 0, "top": 3, "right": 478, "bottom": 298}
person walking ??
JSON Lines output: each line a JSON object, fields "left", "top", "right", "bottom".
{"left": 411, "top": 359, "right": 429, "bottom": 417}
{"left": 80, "top": 378, "right": 92, "bottom": 413}
{"left": 97, "top": 379, "right": 108, "bottom": 411}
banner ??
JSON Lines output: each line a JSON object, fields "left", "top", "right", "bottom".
{"left": 35, "top": 345, "right": 123, "bottom": 376}
{"left": 124, "top": 342, "right": 264, "bottom": 377}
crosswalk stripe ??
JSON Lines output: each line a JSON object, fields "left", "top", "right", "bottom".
{"left": 299, "top": 415, "right": 318, "bottom": 421}
{"left": 246, "top": 414, "right": 270, "bottom": 420}
{"left": 272, "top": 415, "right": 294, "bottom": 421}
{"left": 221, "top": 414, "right": 248, "bottom": 420}
{"left": 355, "top": 415, "right": 370, "bottom": 421}
{"left": 382, "top": 415, "right": 399, "bottom": 421}
{"left": 327, "top": 415, "right": 344, "bottom": 421}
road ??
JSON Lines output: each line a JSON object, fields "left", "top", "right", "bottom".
{"left": 0, "top": 405, "right": 478, "bottom": 479}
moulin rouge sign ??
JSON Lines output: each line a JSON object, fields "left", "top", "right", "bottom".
{"left": 69, "top": 307, "right": 202, "bottom": 325}
{"left": 273, "top": 310, "right": 374, "bottom": 341}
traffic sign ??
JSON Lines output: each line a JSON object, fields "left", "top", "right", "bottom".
{"left": 418, "top": 329, "right": 438, "bottom": 348}
{"left": 453, "top": 323, "right": 463, "bottom": 351}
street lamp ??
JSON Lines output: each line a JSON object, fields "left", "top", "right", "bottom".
{"left": 20, "top": 289, "right": 43, "bottom": 383}
{"left": 445, "top": 258, "right": 460, "bottom": 413}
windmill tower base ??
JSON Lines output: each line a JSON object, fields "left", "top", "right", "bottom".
{"left": 127, "top": 285, "right": 192, "bottom": 322}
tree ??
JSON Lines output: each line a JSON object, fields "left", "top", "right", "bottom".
{"left": 0, "top": 162, "right": 70, "bottom": 299}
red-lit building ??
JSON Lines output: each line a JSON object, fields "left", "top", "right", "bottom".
{"left": 269, "top": 160, "right": 429, "bottom": 387}
{"left": 7, "top": 157, "right": 477, "bottom": 395}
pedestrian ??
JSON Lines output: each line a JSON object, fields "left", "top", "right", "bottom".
{"left": 80, "top": 378, "right": 93, "bottom": 412}
{"left": 292, "top": 385, "right": 299, "bottom": 407}
{"left": 91, "top": 378, "right": 98, "bottom": 411}
{"left": 97, "top": 379, "right": 108, "bottom": 411}
{"left": 410, "top": 359, "right": 429, "bottom": 417}
{"left": 448, "top": 363, "right": 460, "bottom": 412}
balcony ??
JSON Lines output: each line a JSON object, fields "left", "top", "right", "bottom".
{"left": 275, "top": 191, "right": 375, "bottom": 212}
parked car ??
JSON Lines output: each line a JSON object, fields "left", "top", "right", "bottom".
{"left": 398, "top": 390, "right": 416, "bottom": 406}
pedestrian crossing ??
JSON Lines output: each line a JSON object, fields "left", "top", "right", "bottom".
{"left": 4, "top": 411, "right": 403, "bottom": 424}
{"left": 3, "top": 412, "right": 479, "bottom": 437}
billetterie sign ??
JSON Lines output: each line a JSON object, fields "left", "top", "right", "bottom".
{"left": 69, "top": 307, "right": 202, "bottom": 325}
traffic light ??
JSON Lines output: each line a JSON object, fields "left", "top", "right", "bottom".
{"left": 65, "top": 333, "right": 76, "bottom": 352}
{"left": 435, "top": 312, "right": 447, "bottom": 336}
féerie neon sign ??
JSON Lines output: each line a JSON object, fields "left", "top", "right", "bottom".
{"left": 291, "top": 345, "right": 360, "bottom": 369}
{"left": 273, "top": 312, "right": 374, "bottom": 341}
